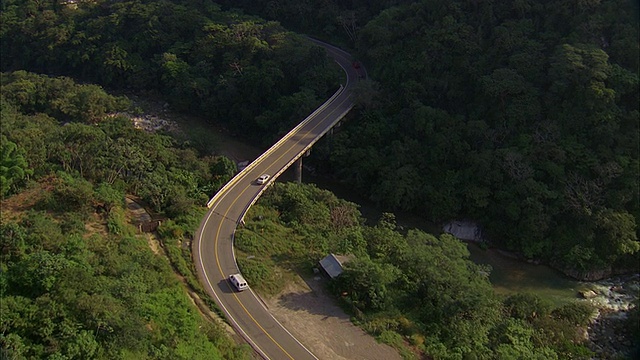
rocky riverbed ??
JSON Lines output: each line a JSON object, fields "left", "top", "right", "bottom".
{"left": 582, "top": 274, "right": 639, "bottom": 359}
{"left": 444, "top": 222, "right": 638, "bottom": 359}
{"left": 121, "top": 96, "right": 178, "bottom": 133}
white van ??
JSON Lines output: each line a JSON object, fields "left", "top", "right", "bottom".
{"left": 228, "top": 273, "right": 249, "bottom": 291}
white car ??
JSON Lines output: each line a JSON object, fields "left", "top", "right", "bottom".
{"left": 228, "top": 273, "right": 249, "bottom": 292}
{"left": 256, "top": 174, "right": 270, "bottom": 185}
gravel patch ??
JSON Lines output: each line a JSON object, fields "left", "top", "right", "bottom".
{"left": 264, "top": 276, "right": 402, "bottom": 360}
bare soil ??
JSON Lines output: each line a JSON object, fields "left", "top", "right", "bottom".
{"left": 0, "top": 178, "right": 50, "bottom": 222}
{"left": 263, "top": 276, "right": 402, "bottom": 360}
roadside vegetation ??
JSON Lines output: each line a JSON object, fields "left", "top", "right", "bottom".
{"left": 1, "top": 0, "right": 341, "bottom": 148}
{"left": 234, "top": 182, "right": 365, "bottom": 296}
{"left": 0, "top": 72, "right": 252, "bottom": 359}
{"left": 1, "top": 1, "right": 342, "bottom": 357}
{"left": 238, "top": 182, "right": 604, "bottom": 359}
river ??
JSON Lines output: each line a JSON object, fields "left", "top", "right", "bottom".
{"left": 302, "top": 170, "right": 587, "bottom": 305}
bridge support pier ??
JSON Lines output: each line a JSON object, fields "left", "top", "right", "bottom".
{"left": 294, "top": 158, "right": 303, "bottom": 183}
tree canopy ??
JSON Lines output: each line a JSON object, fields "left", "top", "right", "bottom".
{"left": 235, "top": 182, "right": 599, "bottom": 359}
{"left": 230, "top": 0, "right": 640, "bottom": 272}
{"left": 2, "top": 0, "right": 638, "bottom": 358}
{"left": 0, "top": 71, "right": 253, "bottom": 359}
{"left": 1, "top": 0, "right": 341, "bottom": 146}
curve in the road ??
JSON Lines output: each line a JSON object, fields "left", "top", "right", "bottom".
{"left": 194, "top": 39, "right": 361, "bottom": 360}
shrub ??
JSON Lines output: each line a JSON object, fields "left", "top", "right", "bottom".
{"left": 378, "top": 330, "right": 403, "bottom": 347}
{"left": 158, "top": 220, "right": 185, "bottom": 239}
{"left": 237, "top": 257, "right": 283, "bottom": 296}
{"left": 60, "top": 212, "right": 88, "bottom": 235}
{"left": 107, "top": 207, "right": 134, "bottom": 236}
{"left": 409, "top": 333, "right": 425, "bottom": 347}
{"left": 551, "top": 302, "right": 595, "bottom": 326}
{"left": 504, "top": 293, "right": 552, "bottom": 322}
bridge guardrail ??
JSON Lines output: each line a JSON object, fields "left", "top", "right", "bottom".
{"left": 238, "top": 102, "right": 354, "bottom": 225}
{"left": 206, "top": 85, "right": 344, "bottom": 208}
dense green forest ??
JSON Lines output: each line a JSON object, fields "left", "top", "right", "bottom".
{"left": 235, "top": 181, "right": 633, "bottom": 359}
{"left": 1, "top": 0, "right": 341, "bottom": 146}
{"left": 0, "top": 72, "right": 252, "bottom": 358}
{"left": 225, "top": 0, "right": 640, "bottom": 273}
{"left": 3, "top": 0, "right": 637, "bottom": 272}
{"left": 2, "top": 0, "right": 638, "bottom": 358}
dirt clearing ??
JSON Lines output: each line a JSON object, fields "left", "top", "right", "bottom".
{"left": 263, "top": 276, "right": 402, "bottom": 360}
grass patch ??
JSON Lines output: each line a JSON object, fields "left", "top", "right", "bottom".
{"left": 234, "top": 203, "right": 319, "bottom": 296}
{"left": 156, "top": 214, "right": 222, "bottom": 306}
{"left": 377, "top": 331, "right": 417, "bottom": 360}
{"left": 107, "top": 206, "right": 135, "bottom": 236}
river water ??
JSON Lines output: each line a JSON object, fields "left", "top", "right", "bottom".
{"left": 302, "top": 171, "right": 587, "bottom": 305}
{"left": 196, "top": 117, "right": 640, "bottom": 357}
{"left": 466, "top": 243, "right": 581, "bottom": 304}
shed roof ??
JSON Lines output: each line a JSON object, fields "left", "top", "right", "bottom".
{"left": 319, "top": 253, "right": 351, "bottom": 279}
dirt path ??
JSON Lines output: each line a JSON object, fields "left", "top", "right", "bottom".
{"left": 263, "top": 277, "right": 402, "bottom": 360}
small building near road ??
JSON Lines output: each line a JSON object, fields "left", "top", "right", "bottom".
{"left": 319, "top": 253, "right": 353, "bottom": 279}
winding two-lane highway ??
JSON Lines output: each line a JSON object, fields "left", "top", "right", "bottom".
{"left": 193, "top": 40, "right": 360, "bottom": 359}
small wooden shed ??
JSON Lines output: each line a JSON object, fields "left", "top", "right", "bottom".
{"left": 319, "top": 253, "right": 352, "bottom": 279}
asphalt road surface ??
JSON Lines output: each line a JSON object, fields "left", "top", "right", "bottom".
{"left": 193, "top": 40, "right": 361, "bottom": 360}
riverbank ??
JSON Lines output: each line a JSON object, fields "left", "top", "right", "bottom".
{"left": 292, "top": 163, "right": 639, "bottom": 359}
{"left": 444, "top": 222, "right": 639, "bottom": 357}
{"left": 583, "top": 274, "right": 639, "bottom": 359}
{"left": 296, "top": 158, "right": 639, "bottom": 359}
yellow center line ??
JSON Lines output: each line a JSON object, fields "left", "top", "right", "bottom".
{"left": 212, "top": 92, "right": 352, "bottom": 359}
